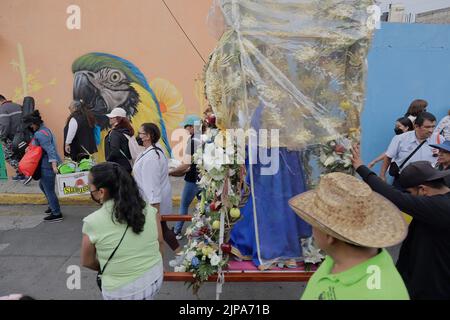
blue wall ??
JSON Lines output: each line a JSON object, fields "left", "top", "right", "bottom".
{"left": 362, "top": 23, "right": 450, "bottom": 172}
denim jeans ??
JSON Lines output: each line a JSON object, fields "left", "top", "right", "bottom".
{"left": 174, "top": 181, "right": 200, "bottom": 234}
{"left": 39, "top": 167, "right": 61, "bottom": 215}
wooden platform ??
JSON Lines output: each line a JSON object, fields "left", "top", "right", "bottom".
{"left": 161, "top": 215, "right": 314, "bottom": 283}
{"left": 164, "top": 271, "right": 314, "bottom": 282}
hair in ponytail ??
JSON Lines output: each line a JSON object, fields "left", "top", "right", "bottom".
{"left": 141, "top": 123, "right": 161, "bottom": 146}
{"left": 141, "top": 123, "right": 162, "bottom": 158}
{"left": 90, "top": 162, "right": 146, "bottom": 234}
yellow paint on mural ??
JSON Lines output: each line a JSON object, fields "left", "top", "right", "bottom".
{"left": 150, "top": 78, "right": 186, "bottom": 134}
{"left": 11, "top": 43, "right": 55, "bottom": 105}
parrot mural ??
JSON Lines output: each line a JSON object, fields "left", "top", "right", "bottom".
{"left": 72, "top": 52, "right": 186, "bottom": 160}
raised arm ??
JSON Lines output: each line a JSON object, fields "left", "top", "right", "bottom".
{"left": 352, "top": 145, "right": 450, "bottom": 228}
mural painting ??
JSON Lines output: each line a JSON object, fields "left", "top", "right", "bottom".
{"left": 72, "top": 52, "right": 186, "bottom": 160}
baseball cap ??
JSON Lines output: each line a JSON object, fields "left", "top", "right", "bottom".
{"left": 399, "top": 161, "right": 450, "bottom": 189}
{"left": 180, "top": 114, "right": 201, "bottom": 127}
{"left": 430, "top": 140, "right": 450, "bottom": 153}
{"left": 106, "top": 108, "right": 127, "bottom": 118}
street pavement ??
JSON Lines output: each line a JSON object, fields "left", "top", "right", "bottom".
{"left": 0, "top": 204, "right": 312, "bottom": 300}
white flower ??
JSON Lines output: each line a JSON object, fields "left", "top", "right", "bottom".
{"left": 186, "top": 251, "right": 196, "bottom": 261}
{"left": 209, "top": 168, "right": 226, "bottom": 181}
{"left": 210, "top": 254, "right": 221, "bottom": 266}
{"left": 343, "top": 158, "right": 352, "bottom": 168}
{"left": 302, "top": 237, "right": 325, "bottom": 264}
{"left": 195, "top": 221, "right": 204, "bottom": 228}
{"left": 174, "top": 265, "right": 186, "bottom": 272}
{"left": 202, "top": 143, "right": 225, "bottom": 172}
{"left": 319, "top": 152, "right": 327, "bottom": 164}
{"left": 323, "top": 156, "right": 335, "bottom": 167}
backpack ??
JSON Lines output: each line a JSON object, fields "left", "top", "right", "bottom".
{"left": 12, "top": 125, "right": 33, "bottom": 159}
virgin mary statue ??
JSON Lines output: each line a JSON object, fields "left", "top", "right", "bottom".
{"left": 204, "top": 0, "right": 374, "bottom": 269}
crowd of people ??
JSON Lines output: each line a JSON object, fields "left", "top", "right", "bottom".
{"left": 0, "top": 94, "right": 212, "bottom": 299}
{"left": 0, "top": 93, "right": 449, "bottom": 300}
{"left": 295, "top": 99, "right": 450, "bottom": 300}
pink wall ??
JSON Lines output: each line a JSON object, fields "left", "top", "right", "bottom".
{"left": 0, "top": 0, "right": 217, "bottom": 174}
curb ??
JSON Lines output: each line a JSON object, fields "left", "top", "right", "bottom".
{"left": 0, "top": 193, "right": 187, "bottom": 207}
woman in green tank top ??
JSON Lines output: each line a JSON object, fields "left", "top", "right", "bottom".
{"left": 81, "top": 162, "right": 165, "bottom": 300}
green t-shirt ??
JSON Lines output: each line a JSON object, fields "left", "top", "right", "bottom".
{"left": 82, "top": 200, "right": 162, "bottom": 291}
{"left": 301, "top": 249, "right": 409, "bottom": 300}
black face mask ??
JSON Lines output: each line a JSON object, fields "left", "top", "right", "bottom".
{"left": 136, "top": 136, "right": 144, "bottom": 146}
{"left": 394, "top": 127, "right": 404, "bottom": 135}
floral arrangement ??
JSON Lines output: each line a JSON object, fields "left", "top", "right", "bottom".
{"left": 318, "top": 135, "right": 354, "bottom": 174}
{"left": 171, "top": 128, "right": 249, "bottom": 294}
{"left": 301, "top": 237, "right": 326, "bottom": 271}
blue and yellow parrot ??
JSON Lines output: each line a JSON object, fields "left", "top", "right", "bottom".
{"left": 72, "top": 52, "right": 185, "bottom": 161}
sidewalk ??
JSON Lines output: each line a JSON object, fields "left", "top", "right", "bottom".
{"left": 0, "top": 204, "right": 306, "bottom": 300}
{"left": 0, "top": 176, "right": 187, "bottom": 206}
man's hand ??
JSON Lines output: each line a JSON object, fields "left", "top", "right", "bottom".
{"left": 368, "top": 160, "right": 376, "bottom": 169}
{"left": 351, "top": 144, "right": 364, "bottom": 170}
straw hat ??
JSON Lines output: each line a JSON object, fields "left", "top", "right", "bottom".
{"left": 288, "top": 172, "right": 407, "bottom": 248}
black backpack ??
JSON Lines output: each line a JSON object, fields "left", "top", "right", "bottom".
{"left": 12, "top": 125, "right": 33, "bottom": 158}
{"left": 11, "top": 96, "right": 35, "bottom": 159}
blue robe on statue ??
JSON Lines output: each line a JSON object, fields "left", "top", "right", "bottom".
{"left": 230, "top": 105, "right": 312, "bottom": 268}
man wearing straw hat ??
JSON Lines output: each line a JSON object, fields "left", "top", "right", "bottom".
{"left": 352, "top": 145, "right": 450, "bottom": 300}
{"left": 289, "top": 173, "right": 409, "bottom": 300}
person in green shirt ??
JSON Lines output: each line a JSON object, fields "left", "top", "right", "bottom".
{"left": 289, "top": 172, "right": 410, "bottom": 300}
{"left": 81, "top": 162, "right": 165, "bottom": 300}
